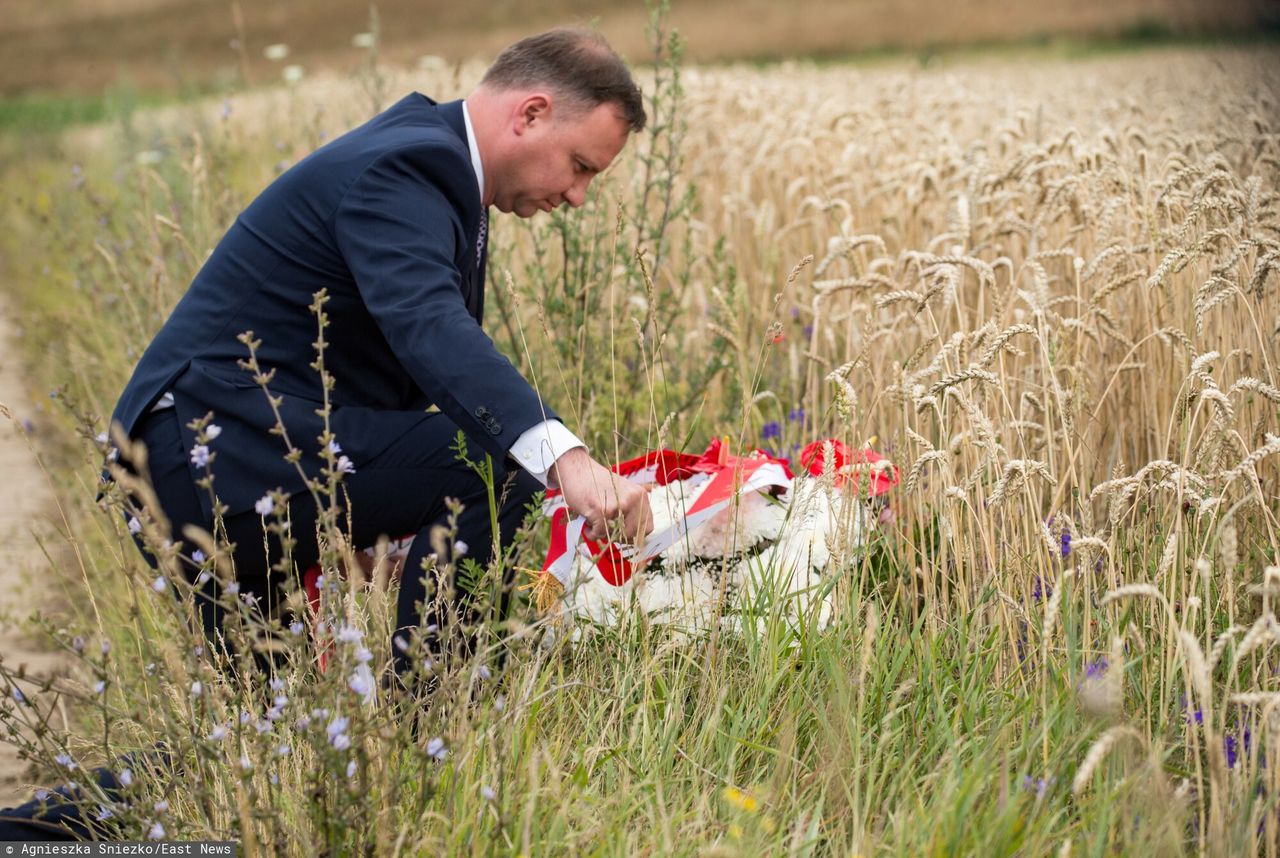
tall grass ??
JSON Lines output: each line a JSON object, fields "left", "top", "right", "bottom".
{"left": 0, "top": 16, "right": 1278, "bottom": 855}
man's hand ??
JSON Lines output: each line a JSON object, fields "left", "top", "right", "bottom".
{"left": 548, "top": 447, "right": 653, "bottom": 543}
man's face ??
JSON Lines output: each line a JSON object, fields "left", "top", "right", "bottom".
{"left": 491, "top": 98, "right": 631, "bottom": 218}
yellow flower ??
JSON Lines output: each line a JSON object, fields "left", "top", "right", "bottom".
{"left": 721, "top": 786, "right": 760, "bottom": 813}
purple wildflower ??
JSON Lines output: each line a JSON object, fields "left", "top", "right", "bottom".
{"left": 787, "top": 407, "right": 806, "bottom": 424}
{"left": 1060, "top": 531, "right": 1072, "bottom": 558}
{"left": 761, "top": 421, "right": 782, "bottom": 441}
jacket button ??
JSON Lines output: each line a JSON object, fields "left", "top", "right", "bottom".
{"left": 474, "top": 406, "right": 491, "bottom": 420}
{"left": 488, "top": 420, "right": 502, "bottom": 436}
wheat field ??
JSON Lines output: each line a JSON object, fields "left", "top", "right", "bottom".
{"left": 1, "top": 29, "right": 1279, "bottom": 856}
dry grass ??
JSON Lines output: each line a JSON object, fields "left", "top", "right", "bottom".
{"left": 2, "top": 39, "right": 1279, "bottom": 853}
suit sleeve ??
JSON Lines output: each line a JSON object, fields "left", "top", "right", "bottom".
{"left": 332, "top": 145, "right": 557, "bottom": 459}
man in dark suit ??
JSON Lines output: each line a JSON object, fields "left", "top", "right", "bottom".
{"left": 114, "top": 26, "right": 654, "bottom": 665}
{"left": 1, "top": 27, "right": 653, "bottom": 840}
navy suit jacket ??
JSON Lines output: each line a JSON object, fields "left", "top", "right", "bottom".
{"left": 111, "top": 95, "right": 556, "bottom": 518}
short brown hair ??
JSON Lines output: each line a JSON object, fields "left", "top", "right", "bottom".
{"left": 481, "top": 27, "right": 646, "bottom": 133}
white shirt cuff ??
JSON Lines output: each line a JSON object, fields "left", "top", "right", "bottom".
{"left": 509, "top": 420, "right": 586, "bottom": 486}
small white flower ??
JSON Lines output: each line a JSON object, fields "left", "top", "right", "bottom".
{"left": 152, "top": 575, "right": 167, "bottom": 593}
{"left": 239, "top": 711, "right": 251, "bottom": 725}
{"left": 328, "top": 439, "right": 343, "bottom": 455}
{"left": 393, "top": 635, "right": 409, "bottom": 652}
{"left": 481, "top": 784, "right": 496, "bottom": 801}
{"left": 493, "top": 695, "right": 506, "bottom": 713}
{"left": 475, "top": 665, "right": 491, "bottom": 681}
{"left": 327, "top": 716, "right": 349, "bottom": 742}
{"left": 332, "top": 733, "right": 351, "bottom": 751}
{"left": 208, "top": 724, "right": 228, "bottom": 741}
{"left": 55, "top": 752, "right": 77, "bottom": 769}
{"left": 282, "top": 64, "right": 305, "bottom": 84}
{"left": 101, "top": 640, "right": 111, "bottom": 655}
{"left": 94, "top": 680, "right": 106, "bottom": 695}
{"left": 263, "top": 43, "right": 289, "bottom": 60}
{"left": 351, "top": 32, "right": 376, "bottom": 48}
{"left": 153, "top": 800, "right": 168, "bottom": 812}
{"left": 354, "top": 646, "right": 373, "bottom": 664}
{"left": 72, "top": 636, "right": 85, "bottom": 652}
{"left": 254, "top": 495, "right": 274, "bottom": 516}
{"left": 225, "top": 582, "right": 240, "bottom": 596}
{"left": 277, "top": 744, "right": 290, "bottom": 756}
{"left": 336, "top": 455, "right": 356, "bottom": 475}
{"left": 11, "top": 687, "right": 25, "bottom": 704}
{"left": 95, "top": 804, "right": 114, "bottom": 821}
{"left": 269, "top": 677, "right": 285, "bottom": 692}
{"left": 205, "top": 424, "right": 222, "bottom": 440}
{"left": 34, "top": 789, "right": 50, "bottom": 801}
{"left": 148, "top": 821, "right": 165, "bottom": 840}
{"left": 348, "top": 665, "right": 375, "bottom": 703}
{"left": 192, "top": 549, "right": 207, "bottom": 564}
{"left": 190, "top": 444, "right": 210, "bottom": 468}
{"left": 128, "top": 517, "right": 142, "bottom": 535}
{"left": 425, "top": 737, "right": 447, "bottom": 761}
{"left": 453, "top": 540, "right": 468, "bottom": 557}
{"left": 239, "top": 755, "right": 252, "bottom": 771}
{"left": 336, "top": 624, "right": 363, "bottom": 644}
{"left": 346, "top": 759, "right": 358, "bottom": 778}
{"left": 119, "top": 769, "right": 133, "bottom": 787}
{"left": 190, "top": 681, "right": 203, "bottom": 697}
{"left": 289, "top": 621, "right": 305, "bottom": 636}
{"left": 94, "top": 431, "right": 108, "bottom": 444}
{"left": 196, "top": 571, "right": 212, "bottom": 585}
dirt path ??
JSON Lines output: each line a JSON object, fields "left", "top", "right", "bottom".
{"left": 0, "top": 312, "right": 68, "bottom": 806}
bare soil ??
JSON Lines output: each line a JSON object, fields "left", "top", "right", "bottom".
{"left": 1, "top": 0, "right": 1272, "bottom": 96}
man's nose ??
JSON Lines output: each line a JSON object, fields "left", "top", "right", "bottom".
{"left": 564, "top": 179, "right": 589, "bottom": 208}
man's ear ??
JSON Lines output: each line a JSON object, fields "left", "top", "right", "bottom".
{"left": 514, "top": 93, "right": 551, "bottom": 135}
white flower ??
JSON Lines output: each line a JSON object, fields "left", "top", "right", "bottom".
{"left": 336, "top": 624, "right": 363, "bottom": 644}
{"left": 328, "top": 440, "right": 343, "bottom": 455}
{"left": 254, "top": 495, "right": 274, "bottom": 516}
{"left": 269, "top": 677, "right": 285, "bottom": 692}
{"left": 277, "top": 744, "right": 290, "bottom": 756}
{"left": 152, "top": 575, "right": 167, "bottom": 593}
{"left": 34, "top": 789, "right": 50, "bottom": 801}
{"left": 453, "top": 540, "right": 468, "bottom": 557}
{"left": 474, "top": 665, "right": 491, "bottom": 681}
{"left": 196, "top": 571, "right": 212, "bottom": 585}
{"left": 353, "top": 646, "right": 373, "bottom": 664}
{"left": 425, "top": 737, "right": 447, "bottom": 761}
{"left": 72, "top": 636, "right": 85, "bottom": 652}
{"left": 11, "top": 687, "right": 25, "bottom": 704}
{"left": 351, "top": 32, "right": 376, "bottom": 48}
{"left": 95, "top": 805, "right": 114, "bottom": 821}
{"left": 393, "top": 635, "right": 409, "bottom": 652}
{"left": 94, "top": 680, "right": 106, "bottom": 695}
{"left": 208, "top": 724, "right": 228, "bottom": 741}
{"left": 481, "top": 785, "right": 496, "bottom": 801}
{"left": 225, "top": 582, "right": 240, "bottom": 596}
{"left": 119, "top": 769, "right": 133, "bottom": 787}
{"left": 289, "top": 621, "right": 305, "bottom": 636}
{"left": 205, "top": 424, "right": 222, "bottom": 440}
{"left": 94, "top": 431, "right": 108, "bottom": 444}
{"left": 263, "top": 43, "right": 289, "bottom": 60}
{"left": 349, "top": 664, "right": 376, "bottom": 704}
{"left": 128, "top": 517, "right": 142, "bottom": 535}
{"left": 493, "top": 695, "right": 505, "bottom": 713}
{"left": 239, "top": 711, "right": 251, "bottom": 724}
{"left": 148, "top": 821, "right": 165, "bottom": 840}
{"left": 190, "top": 681, "right": 203, "bottom": 697}
{"left": 55, "top": 752, "right": 77, "bottom": 769}
{"left": 190, "top": 444, "right": 210, "bottom": 468}
{"left": 191, "top": 549, "right": 207, "bottom": 564}
{"left": 282, "top": 64, "right": 305, "bottom": 84}
{"left": 239, "top": 755, "right": 252, "bottom": 771}
{"left": 336, "top": 455, "right": 356, "bottom": 474}
{"left": 327, "top": 716, "right": 349, "bottom": 742}
{"left": 332, "top": 733, "right": 351, "bottom": 751}
{"left": 346, "top": 760, "right": 358, "bottom": 778}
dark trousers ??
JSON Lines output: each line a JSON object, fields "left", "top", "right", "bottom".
{"left": 0, "top": 409, "right": 539, "bottom": 840}
{"left": 135, "top": 405, "right": 540, "bottom": 671}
